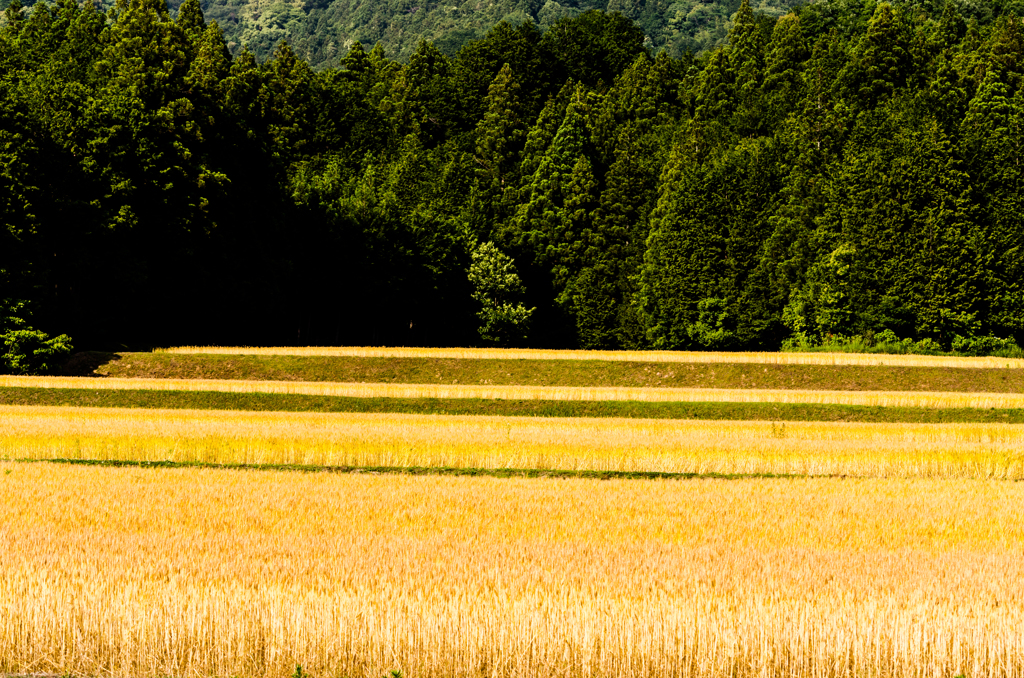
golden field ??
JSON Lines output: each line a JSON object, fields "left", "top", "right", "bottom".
{"left": 8, "top": 346, "right": 1024, "bottom": 678}
{"left": 1, "top": 463, "right": 1022, "bottom": 678}
{"left": 158, "top": 345, "right": 1024, "bottom": 369}
{"left": 7, "top": 374, "right": 1024, "bottom": 408}
{"left": 2, "top": 405, "right": 1024, "bottom": 478}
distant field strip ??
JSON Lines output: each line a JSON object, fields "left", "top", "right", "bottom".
{"left": 3, "top": 406, "right": 1023, "bottom": 478}
{"left": 10, "top": 385, "right": 1024, "bottom": 424}
{"left": 6, "top": 375, "right": 1024, "bottom": 408}
{"left": 160, "top": 345, "right": 1024, "bottom": 369}
{"left": 2, "top": 465, "right": 1021, "bottom": 678}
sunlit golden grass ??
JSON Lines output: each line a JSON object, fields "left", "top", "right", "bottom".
{"left": 3, "top": 405, "right": 1024, "bottom": 478}
{"left": 7, "top": 374, "right": 1024, "bottom": 408}
{"left": 159, "top": 345, "right": 1024, "bottom": 369}
{"left": 1, "top": 464, "right": 1021, "bottom": 678}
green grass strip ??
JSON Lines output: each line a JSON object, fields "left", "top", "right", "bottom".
{"left": 4, "top": 386, "right": 1024, "bottom": 423}
{"left": 70, "top": 351, "right": 1024, "bottom": 393}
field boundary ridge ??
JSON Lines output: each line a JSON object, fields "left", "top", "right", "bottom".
{"left": 156, "top": 346, "right": 1024, "bottom": 369}
{"left": 7, "top": 375, "right": 1024, "bottom": 408}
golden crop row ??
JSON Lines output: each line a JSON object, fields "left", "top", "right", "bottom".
{"left": 5, "top": 374, "right": 1024, "bottom": 408}
{"left": 1, "top": 464, "right": 1021, "bottom": 678}
{"left": 3, "top": 406, "right": 1024, "bottom": 478}
{"left": 158, "top": 345, "right": 1024, "bottom": 369}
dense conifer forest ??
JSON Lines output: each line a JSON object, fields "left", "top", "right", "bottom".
{"left": 2, "top": 0, "right": 1024, "bottom": 358}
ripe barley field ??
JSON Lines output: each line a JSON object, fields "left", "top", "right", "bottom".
{"left": 3, "top": 405, "right": 1024, "bottom": 478}
{"left": 1, "top": 464, "right": 1022, "bottom": 678}
{"left": 8, "top": 346, "right": 1024, "bottom": 678}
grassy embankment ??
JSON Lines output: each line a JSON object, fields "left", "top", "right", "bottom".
{"left": 9, "top": 385, "right": 1024, "bottom": 423}
{"left": 11, "top": 349, "right": 1021, "bottom": 425}
{"left": 71, "top": 349, "right": 1024, "bottom": 389}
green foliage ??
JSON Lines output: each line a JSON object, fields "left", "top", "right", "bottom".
{"left": 687, "top": 297, "right": 738, "bottom": 348}
{"left": 951, "top": 334, "right": 1024, "bottom": 357}
{"left": 0, "top": 300, "right": 72, "bottom": 375}
{"left": 3, "top": 0, "right": 1024, "bottom": 354}
{"left": 467, "top": 241, "right": 535, "bottom": 345}
{"left": 780, "top": 329, "right": 1024, "bottom": 358}
{"left": 781, "top": 330, "right": 944, "bottom": 355}
{"left": 193, "top": 0, "right": 803, "bottom": 68}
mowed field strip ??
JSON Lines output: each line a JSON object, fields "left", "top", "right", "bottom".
{"left": 4, "top": 405, "right": 1024, "bottom": 478}
{"left": 7, "top": 374, "right": 1024, "bottom": 408}
{"left": 2, "top": 464, "right": 1021, "bottom": 678}
{"left": 160, "top": 345, "right": 1024, "bottom": 369}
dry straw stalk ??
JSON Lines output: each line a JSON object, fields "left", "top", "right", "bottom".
{"left": 158, "top": 345, "right": 1024, "bottom": 369}
{"left": 5, "top": 375, "right": 1024, "bottom": 408}
{"left": 2, "top": 405, "right": 1023, "bottom": 478}
{"left": 1, "top": 464, "right": 1022, "bottom": 678}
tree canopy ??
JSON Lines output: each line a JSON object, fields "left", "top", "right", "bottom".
{"left": 2, "top": 0, "right": 1024, "bottom": 355}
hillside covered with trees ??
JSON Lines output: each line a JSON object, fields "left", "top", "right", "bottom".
{"left": 2, "top": 0, "right": 810, "bottom": 66}
{"left": 2, "top": 0, "right": 1024, "bottom": 359}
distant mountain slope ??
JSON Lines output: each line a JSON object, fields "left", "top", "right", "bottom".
{"left": 1, "top": 0, "right": 1017, "bottom": 66}
{"left": 193, "top": 0, "right": 799, "bottom": 66}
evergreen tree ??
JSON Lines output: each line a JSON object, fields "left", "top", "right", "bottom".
{"left": 474, "top": 64, "right": 526, "bottom": 200}
{"left": 839, "top": 3, "right": 915, "bottom": 108}
{"left": 259, "top": 41, "right": 320, "bottom": 165}
{"left": 728, "top": 0, "right": 770, "bottom": 134}
{"left": 3, "top": 0, "right": 25, "bottom": 34}
{"left": 494, "top": 81, "right": 573, "bottom": 251}
{"left": 379, "top": 40, "right": 458, "bottom": 147}
{"left": 176, "top": 0, "right": 205, "bottom": 37}
{"left": 640, "top": 123, "right": 727, "bottom": 349}
{"left": 540, "top": 10, "right": 647, "bottom": 88}
{"left": 692, "top": 48, "right": 734, "bottom": 123}
{"left": 933, "top": 0, "right": 967, "bottom": 53}
{"left": 762, "top": 13, "right": 808, "bottom": 127}
{"left": 591, "top": 50, "right": 681, "bottom": 163}
{"left": 801, "top": 110, "right": 981, "bottom": 344}
{"left": 960, "top": 73, "right": 1024, "bottom": 339}
{"left": 469, "top": 63, "right": 527, "bottom": 242}
{"left": 514, "top": 84, "right": 591, "bottom": 262}
{"left": 584, "top": 120, "right": 669, "bottom": 347}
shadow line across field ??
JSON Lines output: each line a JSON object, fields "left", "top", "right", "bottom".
{"left": 11, "top": 457, "right": 866, "bottom": 481}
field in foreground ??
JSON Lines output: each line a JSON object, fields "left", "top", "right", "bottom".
{"left": 5, "top": 346, "right": 1024, "bottom": 678}
{"left": 2, "top": 463, "right": 1022, "bottom": 678}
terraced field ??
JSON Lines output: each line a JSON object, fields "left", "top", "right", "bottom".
{"left": 2, "top": 348, "right": 1023, "bottom": 678}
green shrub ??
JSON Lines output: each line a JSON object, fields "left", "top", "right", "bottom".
{"left": 951, "top": 334, "right": 1024, "bottom": 357}
{"left": 783, "top": 329, "right": 1023, "bottom": 358}
{"left": 1, "top": 299, "right": 74, "bottom": 375}
{"left": 2, "top": 328, "right": 74, "bottom": 375}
